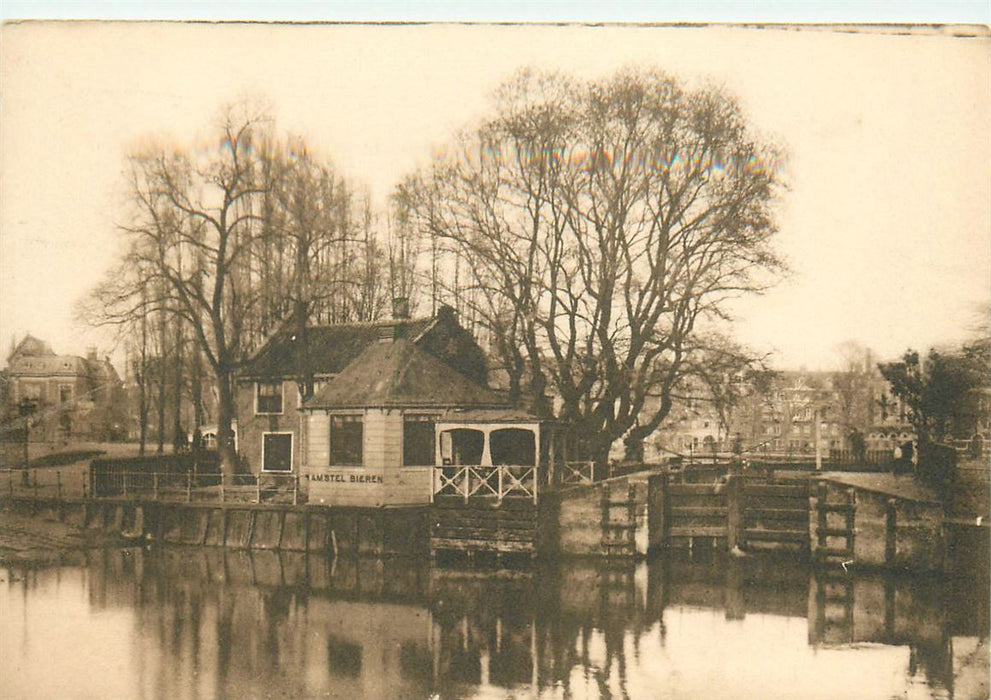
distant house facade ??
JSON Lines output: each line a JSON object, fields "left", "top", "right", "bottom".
{"left": 3, "top": 335, "right": 126, "bottom": 443}
{"left": 235, "top": 305, "right": 489, "bottom": 479}
{"left": 645, "top": 366, "right": 909, "bottom": 462}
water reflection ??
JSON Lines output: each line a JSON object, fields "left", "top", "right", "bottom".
{"left": 1, "top": 546, "right": 987, "bottom": 700}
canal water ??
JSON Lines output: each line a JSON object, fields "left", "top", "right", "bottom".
{"left": 1, "top": 547, "right": 987, "bottom": 700}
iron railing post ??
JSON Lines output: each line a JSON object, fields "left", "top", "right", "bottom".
{"left": 219, "top": 473, "right": 225, "bottom": 503}
{"left": 256, "top": 475, "right": 261, "bottom": 504}
{"left": 122, "top": 471, "right": 127, "bottom": 499}
{"left": 56, "top": 470, "right": 62, "bottom": 501}
{"left": 153, "top": 472, "right": 159, "bottom": 500}
{"left": 187, "top": 471, "right": 192, "bottom": 502}
{"left": 293, "top": 473, "right": 299, "bottom": 506}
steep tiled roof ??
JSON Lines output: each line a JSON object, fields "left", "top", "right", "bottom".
{"left": 305, "top": 338, "right": 507, "bottom": 410}
{"left": 240, "top": 317, "right": 434, "bottom": 379}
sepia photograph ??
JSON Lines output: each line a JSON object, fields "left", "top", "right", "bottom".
{"left": 0, "top": 7, "right": 988, "bottom": 699}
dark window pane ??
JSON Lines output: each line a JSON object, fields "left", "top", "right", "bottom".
{"left": 330, "top": 415, "right": 363, "bottom": 466}
{"left": 490, "top": 428, "right": 535, "bottom": 466}
{"left": 403, "top": 417, "right": 435, "bottom": 467}
{"left": 446, "top": 429, "right": 484, "bottom": 465}
{"left": 263, "top": 433, "right": 292, "bottom": 472}
{"left": 256, "top": 381, "right": 283, "bottom": 414}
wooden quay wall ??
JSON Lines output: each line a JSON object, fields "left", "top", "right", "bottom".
{"left": 2, "top": 496, "right": 430, "bottom": 557}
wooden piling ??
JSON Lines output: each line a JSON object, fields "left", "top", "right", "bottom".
{"left": 726, "top": 475, "right": 742, "bottom": 550}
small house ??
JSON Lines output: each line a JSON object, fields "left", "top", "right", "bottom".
{"left": 235, "top": 305, "right": 487, "bottom": 477}
{"left": 300, "top": 335, "right": 516, "bottom": 506}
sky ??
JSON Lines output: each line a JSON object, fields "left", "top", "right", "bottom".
{"left": 1, "top": 19, "right": 989, "bottom": 371}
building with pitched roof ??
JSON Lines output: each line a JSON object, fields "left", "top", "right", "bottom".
{"left": 2, "top": 335, "right": 126, "bottom": 444}
{"left": 301, "top": 336, "right": 514, "bottom": 505}
{"left": 235, "top": 305, "right": 490, "bottom": 478}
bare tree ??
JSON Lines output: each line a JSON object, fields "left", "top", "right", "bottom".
{"left": 85, "top": 103, "right": 392, "bottom": 473}
{"left": 83, "top": 105, "right": 275, "bottom": 473}
{"left": 831, "top": 341, "right": 877, "bottom": 453}
{"left": 262, "top": 138, "right": 384, "bottom": 397}
{"left": 400, "top": 68, "right": 784, "bottom": 467}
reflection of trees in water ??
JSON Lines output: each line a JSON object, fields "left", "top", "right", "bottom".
{"left": 68, "top": 545, "right": 988, "bottom": 698}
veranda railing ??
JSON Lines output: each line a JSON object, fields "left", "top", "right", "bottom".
{"left": 432, "top": 464, "right": 538, "bottom": 504}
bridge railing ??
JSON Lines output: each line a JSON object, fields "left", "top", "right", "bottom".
{"left": 432, "top": 464, "right": 537, "bottom": 504}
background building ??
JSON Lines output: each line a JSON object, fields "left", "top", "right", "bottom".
{"left": 2, "top": 334, "right": 126, "bottom": 444}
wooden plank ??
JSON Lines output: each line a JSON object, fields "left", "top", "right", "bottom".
{"left": 817, "top": 527, "right": 852, "bottom": 537}
{"left": 430, "top": 496, "right": 537, "bottom": 511}
{"left": 668, "top": 526, "right": 727, "bottom": 538}
{"left": 670, "top": 506, "right": 728, "bottom": 518}
{"left": 818, "top": 503, "right": 855, "bottom": 513}
{"left": 744, "top": 507, "right": 807, "bottom": 519}
{"left": 668, "top": 484, "right": 727, "bottom": 496}
{"left": 432, "top": 515, "right": 538, "bottom": 529}
{"left": 744, "top": 484, "right": 809, "bottom": 498}
{"left": 431, "top": 525, "right": 535, "bottom": 539}
{"left": 667, "top": 494, "right": 727, "bottom": 508}
{"left": 745, "top": 529, "right": 807, "bottom": 542}
{"left": 430, "top": 537, "right": 534, "bottom": 553}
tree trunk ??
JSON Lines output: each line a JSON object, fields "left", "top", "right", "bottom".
{"left": 623, "top": 434, "right": 644, "bottom": 463}
{"left": 137, "top": 312, "right": 149, "bottom": 456}
{"left": 172, "top": 315, "right": 184, "bottom": 452}
{"left": 137, "top": 371, "right": 148, "bottom": 456}
{"left": 215, "top": 366, "right": 237, "bottom": 476}
{"left": 191, "top": 343, "right": 204, "bottom": 429}
{"left": 156, "top": 308, "right": 168, "bottom": 454}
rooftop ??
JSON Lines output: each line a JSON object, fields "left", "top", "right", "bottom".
{"left": 241, "top": 317, "right": 434, "bottom": 379}
{"left": 305, "top": 337, "right": 507, "bottom": 410}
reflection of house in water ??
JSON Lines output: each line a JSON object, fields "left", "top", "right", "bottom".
{"left": 68, "top": 547, "right": 987, "bottom": 699}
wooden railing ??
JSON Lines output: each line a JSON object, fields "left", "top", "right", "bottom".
{"left": 558, "top": 460, "right": 595, "bottom": 485}
{"left": 91, "top": 471, "right": 301, "bottom": 505}
{"left": 432, "top": 464, "right": 537, "bottom": 504}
